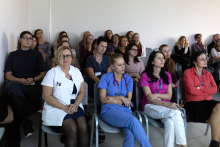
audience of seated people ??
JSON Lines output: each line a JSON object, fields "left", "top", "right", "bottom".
{"left": 159, "top": 44, "right": 178, "bottom": 103}
{"left": 133, "top": 33, "right": 146, "bottom": 58}
{"left": 42, "top": 46, "right": 88, "bottom": 147}
{"left": 3, "top": 29, "right": 220, "bottom": 147}
{"left": 139, "top": 50, "right": 187, "bottom": 147}
{"left": 183, "top": 51, "right": 219, "bottom": 147}
{"left": 98, "top": 54, "right": 152, "bottom": 147}
{"left": 172, "top": 36, "right": 190, "bottom": 73}
{"left": 208, "top": 34, "right": 220, "bottom": 55}
{"left": 114, "top": 36, "right": 128, "bottom": 55}
{"left": 4, "top": 31, "right": 46, "bottom": 147}
{"left": 126, "top": 31, "right": 134, "bottom": 44}
{"left": 105, "top": 34, "right": 119, "bottom": 56}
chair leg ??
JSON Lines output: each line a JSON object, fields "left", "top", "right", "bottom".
{"left": 205, "top": 124, "right": 210, "bottom": 136}
{"left": 96, "top": 121, "right": 99, "bottom": 147}
{"left": 38, "top": 120, "right": 42, "bottom": 147}
{"left": 90, "top": 115, "right": 95, "bottom": 146}
{"left": 44, "top": 132, "right": 48, "bottom": 146}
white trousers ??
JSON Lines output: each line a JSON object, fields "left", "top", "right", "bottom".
{"left": 144, "top": 104, "right": 187, "bottom": 147}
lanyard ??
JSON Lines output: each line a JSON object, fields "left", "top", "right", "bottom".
{"left": 196, "top": 71, "right": 204, "bottom": 86}
{"left": 113, "top": 73, "right": 128, "bottom": 98}
{"left": 94, "top": 54, "right": 103, "bottom": 72}
{"left": 153, "top": 79, "right": 162, "bottom": 93}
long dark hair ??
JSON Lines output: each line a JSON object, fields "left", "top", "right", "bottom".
{"left": 34, "top": 29, "right": 43, "bottom": 37}
{"left": 32, "top": 35, "right": 39, "bottom": 51}
{"left": 143, "top": 50, "right": 169, "bottom": 84}
{"left": 56, "top": 31, "right": 68, "bottom": 43}
{"left": 124, "top": 43, "right": 140, "bottom": 65}
{"left": 17, "top": 31, "right": 32, "bottom": 49}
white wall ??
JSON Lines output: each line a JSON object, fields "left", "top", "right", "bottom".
{"left": 0, "top": 0, "right": 29, "bottom": 94}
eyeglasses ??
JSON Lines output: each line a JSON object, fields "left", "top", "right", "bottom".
{"left": 37, "top": 32, "right": 43, "bottom": 35}
{"left": 22, "top": 37, "right": 33, "bottom": 41}
{"left": 122, "top": 40, "right": 128, "bottom": 42}
{"left": 88, "top": 38, "right": 93, "bottom": 40}
{"left": 60, "top": 54, "right": 72, "bottom": 59}
{"left": 197, "top": 58, "right": 207, "bottom": 62}
{"left": 131, "top": 48, "right": 139, "bottom": 52}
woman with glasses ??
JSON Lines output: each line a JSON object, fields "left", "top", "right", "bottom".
{"left": 140, "top": 50, "right": 187, "bottom": 147}
{"left": 80, "top": 34, "right": 93, "bottom": 61}
{"left": 124, "top": 43, "right": 145, "bottom": 82}
{"left": 133, "top": 33, "right": 146, "bottom": 58}
{"left": 114, "top": 36, "right": 128, "bottom": 55}
{"left": 183, "top": 51, "right": 219, "bottom": 147}
{"left": 98, "top": 54, "right": 152, "bottom": 147}
{"left": 85, "top": 37, "right": 111, "bottom": 97}
{"left": 104, "top": 30, "right": 113, "bottom": 44}
{"left": 42, "top": 45, "right": 89, "bottom": 147}
{"left": 159, "top": 44, "right": 178, "bottom": 103}
{"left": 4, "top": 31, "right": 46, "bottom": 146}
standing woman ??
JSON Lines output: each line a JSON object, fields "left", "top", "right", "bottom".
{"left": 79, "top": 31, "right": 91, "bottom": 47}
{"left": 42, "top": 46, "right": 88, "bottom": 147}
{"left": 173, "top": 36, "right": 190, "bottom": 73}
{"left": 126, "top": 31, "right": 134, "bottom": 44}
{"left": 98, "top": 54, "right": 152, "bottom": 147}
{"left": 124, "top": 43, "right": 145, "bottom": 82}
{"left": 159, "top": 44, "right": 178, "bottom": 103}
{"left": 133, "top": 33, "right": 146, "bottom": 58}
{"left": 114, "top": 36, "right": 128, "bottom": 56}
{"left": 4, "top": 31, "right": 46, "bottom": 146}
{"left": 80, "top": 34, "right": 93, "bottom": 61}
{"left": 85, "top": 37, "right": 111, "bottom": 97}
{"left": 53, "top": 31, "right": 68, "bottom": 54}
{"left": 183, "top": 51, "right": 219, "bottom": 147}
{"left": 106, "top": 34, "right": 119, "bottom": 56}
{"left": 34, "top": 29, "right": 51, "bottom": 58}
{"left": 104, "top": 30, "right": 113, "bottom": 44}
{"left": 140, "top": 50, "right": 187, "bottom": 147}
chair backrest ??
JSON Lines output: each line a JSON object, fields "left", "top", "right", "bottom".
{"left": 94, "top": 82, "right": 101, "bottom": 113}
{"left": 141, "top": 48, "right": 153, "bottom": 66}
{"left": 177, "top": 78, "right": 185, "bottom": 104}
{"left": 135, "top": 81, "right": 144, "bottom": 111}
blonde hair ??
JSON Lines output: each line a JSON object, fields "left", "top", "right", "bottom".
{"left": 176, "top": 36, "right": 189, "bottom": 48}
{"left": 110, "top": 54, "right": 123, "bottom": 65}
{"left": 133, "top": 33, "right": 142, "bottom": 49}
{"left": 81, "top": 31, "right": 90, "bottom": 42}
{"left": 84, "top": 34, "right": 93, "bottom": 51}
{"left": 54, "top": 46, "right": 73, "bottom": 65}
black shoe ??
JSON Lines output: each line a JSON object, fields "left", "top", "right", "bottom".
{"left": 209, "top": 140, "right": 219, "bottom": 147}
{"left": 23, "top": 121, "right": 35, "bottom": 137}
{"left": 60, "top": 135, "right": 65, "bottom": 144}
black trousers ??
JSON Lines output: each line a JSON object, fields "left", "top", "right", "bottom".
{"left": 171, "top": 54, "right": 190, "bottom": 74}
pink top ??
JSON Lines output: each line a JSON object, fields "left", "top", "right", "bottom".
{"left": 80, "top": 45, "right": 90, "bottom": 60}
{"left": 125, "top": 59, "right": 145, "bottom": 75}
{"left": 139, "top": 72, "right": 172, "bottom": 111}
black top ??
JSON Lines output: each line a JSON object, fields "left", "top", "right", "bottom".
{"left": 207, "top": 41, "right": 215, "bottom": 55}
{"left": 174, "top": 45, "right": 190, "bottom": 58}
{"left": 4, "top": 49, "right": 46, "bottom": 85}
{"left": 114, "top": 49, "right": 124, "bottom": 55}
{"left": 85, "top": 55, "right": 110, "bottom": 83}
{"left": 82, "top": 51, "right": 95, "bottom": 70}
{"left": 105, "top": 44, "right": 118, "bottom": 55}
{"left": 106, "top": 38, "right": 112, "bottom": 44}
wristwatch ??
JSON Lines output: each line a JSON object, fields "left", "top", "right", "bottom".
{"left": 33, "top": 77, "right": 35, "bottom": 82}
{"left": 196, "top": 86, "right": 200, "bottom": 89}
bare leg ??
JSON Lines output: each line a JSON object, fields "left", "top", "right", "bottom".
{"left": 209, "top": 104, "right": 220, "bottom": 141}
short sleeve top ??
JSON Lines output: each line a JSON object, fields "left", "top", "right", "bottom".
{"left": 125, "top": 59, "right": 145, "bottom": 75}
{"left": 139, "top": 72, "right": 172, "bottom": 111}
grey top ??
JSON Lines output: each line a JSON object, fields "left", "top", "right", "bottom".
{"left": 105, "top": 44, "right": 118, "bottom": 55}
{"left": 38, "top": 42, "right": 51, "bottom": 57}
{"left": 85, "top": 55, "right": 110, "bottom": 83}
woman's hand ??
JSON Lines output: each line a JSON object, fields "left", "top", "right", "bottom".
{"left": 121, "top": 97, "right": 133, "bottom": 107}
{"left": 147, "top": 93, "right": 158, "bottom": 103}
{"left": 25, "top": 78, "right": 34, "bottom": 85}
{"left": 133, "top": 78, "right": 139, "bottom": 82}
{"left": 165, "top": 102, "right": 179, "bottom": 110}
{"left": 63, "top": 106, "right": 73, "bottom": 114}
{"left": 68, "top": 104, "right": 78, "bottom": 113}
{"left": 18, "top": 78, "right": 27, "bottom": 85}
{"left": 103, "top": 97, "right": 115, "bottom": 104}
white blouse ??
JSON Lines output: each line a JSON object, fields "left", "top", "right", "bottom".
{"left": 41, "top": 65, "right": 84, "bottom": 126}
{"left": 211, "top": 48, "right": 220, "bottom": 64}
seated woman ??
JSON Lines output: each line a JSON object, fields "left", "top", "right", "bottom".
{"left": 159, "top": 44, "right": 178, "bottom": 103}
{"left": 106, "top": 34, "right": 119, "bottom": 56}
{"left": 114, "top": 36, "right": 128, "bottom": 55}
{"left": 79, "top": 31, "right": 91, "bottom": 48}
{"left": 41, "top": 46, "right": 88, "bottom": 147}
{"left": 51, "top": 41, "right": 79, "bottom": 69}
{"left": 211, "top": 39, "right": 220, "bottom": 69}
{"left": 183, "top": 51, "right": 219, "bottom": 147}
{"left": 98, "top": 54, "right": 152, "bottom": 147}
{"left": 104, "top": 30, "right": 113, "bottom": 44}
{"left": 124, "top": 43, "right": 145, "bottom": 82}
{"left": 140, "top": 50, "right": 187, "bottom": 147}
{"left": 4, "top": 31, "right": 46, "bottom": 146}
{"left": 85, "top": 37, "right": 111, "bottom": 97}
{"left": 53, "top": 31, "right": 68, "bottom": 54}
{"left": 126, "top": 31, "right": 134, "bottom": 44}
{"left": 172, "top": 36, "right": 190, "bottom": 73}
{"left": 133, "top": 33, "right": 146, "bottom": 58}
{"left": 80, "top": 34, "right": 93, "bottom": 61}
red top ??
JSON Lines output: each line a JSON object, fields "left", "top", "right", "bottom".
{"left": 137, "top": 48, "right": 142, "bottom": 57}
{"left": 183, "top": 66, "right": 217, "bottom": 102}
